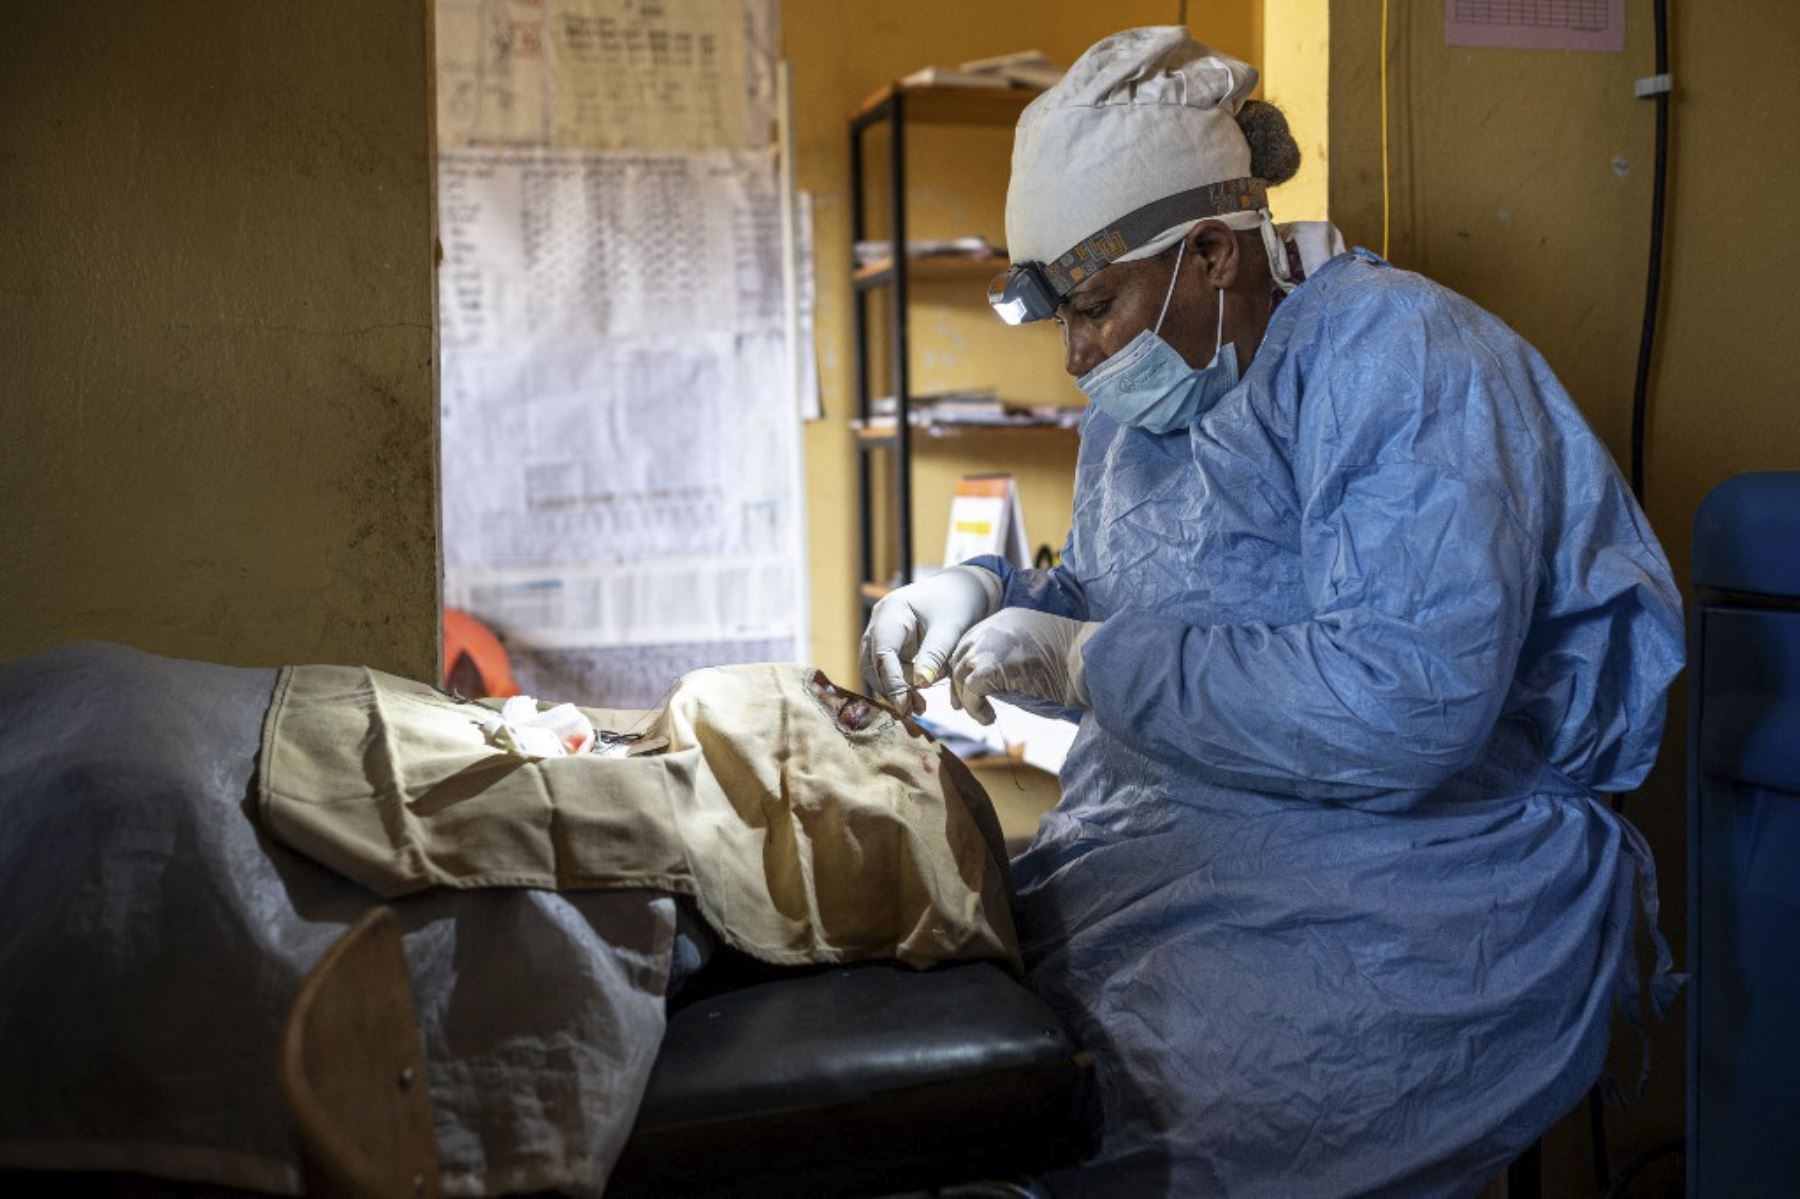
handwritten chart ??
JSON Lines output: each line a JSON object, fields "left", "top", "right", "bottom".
{"left": 436, "top": 1, "right": 809, "bottom": 707}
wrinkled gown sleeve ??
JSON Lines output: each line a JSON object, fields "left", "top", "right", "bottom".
{"left": 1080, "top": 295, "right": 1550, "bottom": 807}
{"left": 966, "top": 543, "right": 1091, "bottom": 622}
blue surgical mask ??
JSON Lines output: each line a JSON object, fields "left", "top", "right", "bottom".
{"left": 1075, "top": 236, "right": 1239, "bottom": 434}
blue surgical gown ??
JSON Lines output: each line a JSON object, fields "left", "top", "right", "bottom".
{"left": 976, "top": 250, "right": 1684, "bottom": 1196}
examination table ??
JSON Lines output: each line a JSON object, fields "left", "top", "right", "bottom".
{"left": 0, "top": 642, "right": 1091, "bottom": 1195}
{"left": 608, "top": 952, "right": 1091, "bottom": 1196}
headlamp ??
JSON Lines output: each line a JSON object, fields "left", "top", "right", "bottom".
{"left": 986, "top": 263, "right": 1058, "bottom": 326}
{"left": 986, "top": 177, "right": 1270, "bottom": 326}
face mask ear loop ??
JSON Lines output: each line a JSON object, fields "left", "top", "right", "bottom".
{"left": 1151, "top": 233, "right": 1189, "bottom": 337}
{"left": 1214, "top": 289, "right": 1226, "bottom": 362}
{"left": 1260, "top": 211, "right": 1299, "bottom": 294}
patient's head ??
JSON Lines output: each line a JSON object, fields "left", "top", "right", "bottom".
{"left": 806, "top": 670, "right": 884, "bottom": 733}
{"left": 654, "top": 662, "right": 1019, "bottom": 969}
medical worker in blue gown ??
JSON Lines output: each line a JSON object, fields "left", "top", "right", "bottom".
{"left": 861, "top": 27, "right": 1684, "bottom": 1198}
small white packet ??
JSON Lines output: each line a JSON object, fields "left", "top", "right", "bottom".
{"left": 475, "top": 696, "right": 596, "bottom": 759}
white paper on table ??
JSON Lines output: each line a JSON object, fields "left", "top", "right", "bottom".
{"left": 916, "top": 681, "right": 1078, "bottom": 775}
{"left": 995, "top": 703, "right": 1079, "bottom": 775}
{"left": 436, "top": 0, "right": 778, "bottom": 151}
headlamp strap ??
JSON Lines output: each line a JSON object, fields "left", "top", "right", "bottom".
{"left": 1042, "top": 177, "right": 1268, "bottom": 299}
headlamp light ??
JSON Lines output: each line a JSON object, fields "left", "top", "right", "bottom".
{"left": 987, "top": 263, "right": 1059, "bottom": 326}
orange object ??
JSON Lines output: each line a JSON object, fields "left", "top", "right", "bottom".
{"left": 442, "top": 608, "right": 521, "bottom": 698}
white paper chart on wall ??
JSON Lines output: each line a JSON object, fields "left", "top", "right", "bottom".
{"left": 1445, "top": 0, "right": 1624, "bottom": 51}
{"left": 436, "top": 0, "right": 778, "bottom": 151}
{"left": 435, "top": 0, "right": 809, "bottom": 708}
{"left": 438, "top": 150, "right": 786, "bottom": 347}
{"left": 439, "top": 330, "right": 793, "bottom": 572}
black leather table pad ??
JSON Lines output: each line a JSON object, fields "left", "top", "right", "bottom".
{"left": 608, "top": 958, "right": 1091, "bottom": 1196}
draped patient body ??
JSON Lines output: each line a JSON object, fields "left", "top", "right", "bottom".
{"left": 260, "top": 662, "right": 1020, "bottom": 971}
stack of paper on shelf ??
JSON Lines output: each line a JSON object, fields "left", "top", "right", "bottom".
{"left": 862, "top": 391, "right": 1084, "bottom": 436}
{"left": 955, "top": 50, "right": 1065, "bottom": 89}
{"left": 900, "top": 50, "right": 1065, "bottom": 92}
{"left": 853, "top": 236, "right": 1002, "bottom": 267}
{"left": 899, "top": 65, "right": 1011, "bottom": 90}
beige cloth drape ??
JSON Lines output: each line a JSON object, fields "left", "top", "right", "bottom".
{"left": 259, "top": 663, "right": 1019, "bottom": 971}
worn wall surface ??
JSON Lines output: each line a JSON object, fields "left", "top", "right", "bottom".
{"left": 1262, "top": 0, "right": 1330, "bottom": 219}
{"left": 1331, "top": 1, "right": 1800, "bottom": 1189}
{"left": 785, "top": 0, "right": 1261, "bottom": 683}
{"left": 0, "top": 2, "right": 439, "bottom": 680}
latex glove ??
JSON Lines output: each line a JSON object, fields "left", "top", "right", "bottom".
{"left": 861, "top": 565, "right": 1002, "bottom": 713}
{"left": 950, "top": 609, "right": 1101, "bottom": 726}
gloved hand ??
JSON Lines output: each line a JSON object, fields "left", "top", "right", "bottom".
{"left": 950, "top": 609, "right": 1101, "bottom": 725}
{"left": 861, "top": 565, "right": 1003, "bottom": 713}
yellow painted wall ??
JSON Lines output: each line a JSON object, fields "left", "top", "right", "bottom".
{"left": 1331, "top": 1, "right": 1800, "bottom": 1188}
{"left": 1262, "top": 0, "right": 1330, "bottom": 219}
{"left": 787, "top": 0, "right": 1262, "bottom": 684}
{"left": 0, "top": 2, "right": 440, "bottom": 680}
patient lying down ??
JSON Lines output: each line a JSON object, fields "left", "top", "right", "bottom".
{"left": 0, "top": 643, "right": 1016, "bottom": 1196}
{"left": 261, "top": 659, "right": 1018, "bottom": 970}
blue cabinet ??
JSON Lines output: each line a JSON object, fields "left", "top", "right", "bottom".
{"left": 1689, "top": 473, "right": 1800, "bottom": 1195}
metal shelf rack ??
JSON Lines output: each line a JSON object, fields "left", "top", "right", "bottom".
{"left": 848, "top": 81, "right": 1040, "bottom": 613}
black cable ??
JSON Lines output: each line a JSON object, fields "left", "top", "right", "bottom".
{"left": 1600, "top": 1135, "right": 1684, "bottom": 1199}
{"left": 1596, "top": 6, "right": 1675, "bottom": 1190}
{"left": 1629, "top": 0, "right": 1670, "bottom": 503}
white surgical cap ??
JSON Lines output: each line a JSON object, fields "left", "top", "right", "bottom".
{"left": 1006, "top": 27, "right": 1264, "bottom": 270}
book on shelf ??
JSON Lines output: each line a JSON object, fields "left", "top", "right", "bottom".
{"left": 943, "top": 474, "right": 1030, "bottom": 569}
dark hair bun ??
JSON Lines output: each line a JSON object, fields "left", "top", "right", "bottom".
{"left": 1236, "top": 99, "right": 1302, "bottom": 187}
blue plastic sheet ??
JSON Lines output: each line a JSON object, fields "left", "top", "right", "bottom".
{"left": 0, "top": 642, "right": 685, "bottom": 1195}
